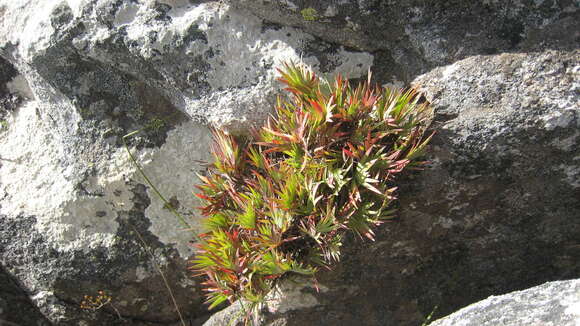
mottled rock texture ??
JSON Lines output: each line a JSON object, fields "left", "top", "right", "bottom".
{"left": 0, "top": 0, "right": 578, "bottom": 325}
{"left": 0, "top": 0, "right": 370, "bottom": 325}
{"left": 0, "top": 266, "right": 51, "bottom": 326}
{"left": 232, "top": 0, "right": 579, "bottom": 84}
{"left": 430, "top": 279, "right": 580, "bottom": 326}
{"left": 205, "top": 50, "right": 580, "bottom": 326}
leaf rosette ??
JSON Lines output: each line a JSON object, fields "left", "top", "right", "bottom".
{"left": 193, "top": 62, "right": 433, "bottom": 310}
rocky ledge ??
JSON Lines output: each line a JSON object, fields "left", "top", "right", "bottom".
{"left": 0, "top": 0, "right": 578, "bottom": 325}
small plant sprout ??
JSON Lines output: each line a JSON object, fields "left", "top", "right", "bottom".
{"left": 193, "top": 62, "right": 433, "bottom": 316}
{"left": 300, "top": 7, "right": 318, "bottom": 21}
{"left": 80, "top": 290, "right": 122, "bottom": 319}
{"left": 80, "top": 290, "right": 111, "bottom": 311}
{"left": 146, "top": 117, "right": 166, "bottom": 133}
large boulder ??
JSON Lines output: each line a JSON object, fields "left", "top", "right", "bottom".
{"left": 0, "top": 0, "right": 371, "bottom": 325}
{"left": 430, "top": 279, "right": 580, "bottom": 326}
{"left": 205, "top": 49, "right": 580, "bottom": 325}
{"left": 1, "top": 0, "right": 578, "bottom": 325}
{"left": 232, "top": 0, "right": 579, "bottom": 83}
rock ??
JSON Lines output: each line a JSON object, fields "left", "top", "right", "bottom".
{"left": 1, "top": 0, "right": 578, "bottom": 325}
{"left": 0, "top": 0, "right": 372, "bottom": 325}
{"left": 430, "top": 279, "right": 580, "bottom": 326}
{"left": 0, "top": 57, "right": 22, "bottom": 123}
{"left": 232, "top": 0, "right": 579, "bottom": 84}
{"left": 203, "top": 278, "right": 324, "bottom": 326}
{"left": 205, "top": 49, "right": 580, "bottom": 326}
{"left": 1, "top": 0, "right": 371, "bottom": 133}
{"left": 0, "top": 266, "right": 51, "bottom": 326}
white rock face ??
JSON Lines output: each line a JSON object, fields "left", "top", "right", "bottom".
{"left": 0, "top": 0, "right": 373, "bottom": 255}
{"left": 0, "top": 0, "right": 373, "bottom": 324}
{"left": 0, "top": 98, "right": 213, "bottom": 256}
{"left": 430, "top": 279, "right": 580, "bottom": 326}
{"left": 2, "top": 0, "right": 372, "bottom": 130}
{"left": 141, "top": 121, "right": 213, "bottom": 256}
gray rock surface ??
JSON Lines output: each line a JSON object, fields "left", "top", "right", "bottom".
{"left": 0, "top": 0, "right": 371, "bottom": 325}
{"left": 205, "top": 49, "right": 580, "bottom": 326}
{"left": 0, "top": 266, "right": 51, "bottom": 326}
{"left": 430, "top": 279, "right": 580, "bottom": 326}
{"left": 202, "top": 278, "right": 328, "bottom": 326}
{"left": 232, "top": 0, "right": 579, "bottom": 84}
{"left": 0, "top": 0, "right": 578, "bottom": 325}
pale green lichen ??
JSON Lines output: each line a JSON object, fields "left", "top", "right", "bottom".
{"left": 301, "top": 8, "right": 318, "bottom": 21}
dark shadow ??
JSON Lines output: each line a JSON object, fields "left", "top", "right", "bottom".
{"left": 0, "top": 264, "right": 52, "bottom": 326}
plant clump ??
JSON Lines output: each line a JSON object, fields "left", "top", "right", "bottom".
{"left": 300, "top": 7, "right": 318, "bottom": 21}
{"left": 193, "top": 63, "right": 433, "bottom": 310}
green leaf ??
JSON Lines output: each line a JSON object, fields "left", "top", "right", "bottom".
{"left": 206, "top": 292, "right": 229, "bottom": 310}
{"left": 315, "top": 213, "right": 337, "bottom": 235}
{"left": 192, "top": 61, "right": 433, "bottom": 312}
{"left": 204, "top": 212, "right": 230, "bottom": 230}
{"left": 238, "top": 202, "right": 257, "bottom": 229}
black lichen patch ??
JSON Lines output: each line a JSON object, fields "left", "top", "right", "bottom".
{"left": 299, "top": 39, "right": 342, "bottom": 73}
{"left": 0, "top": 56, "right": 18, "bottom": 94}
{"left": 0, "top": 57, "right": 21, "bottom": 122}
{"left": 182, "top": 24, "right": 208, "bottom": 45}
{"left": 0, "top": 181, "right": 205, "bottom": 325}
{"left": 497, "top": 18, "right": 525, "bottom": 48}
{"left": 130, "top": 81, "right": 190, "bottom": 146}
{"left": 50, "top": 2, "right": 74, "bottom": 29}
{"left": 32, "top": 42, "right": 188, "bottom": 148}
{"left": 0, "top": 264, "right": 51, "bottom": 326}
{"left": 153, "top": 2, "right": 172, "bottom": 22}
{"left": 261, "top": 20, "right": 284, "bottom": 33}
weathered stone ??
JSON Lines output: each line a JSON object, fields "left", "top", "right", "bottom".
{"left": 204, "top": 49, "right": 580, "bottom": 326}
{"left": 203, "top": 278, "right": 325, "bottom": 326}
{"left": 1, "top": 0, "right": 578, "bottom": 325}
{"left": 1, "top": 0, "right": 372, "bottom": 133}
{"left": 0, "top": 57, "right": 23, "bottom": 125}
{"left": 430, "top": 279, "right": 580, "bottom": 326}
{"left": 232, "top": 0, "right": 579, "bottom": 84}
{"left": 0, "top": 0, "right": 372, "bottom": 324}
{"left": 0, "top": 265, "right": 51, "bottom": 326}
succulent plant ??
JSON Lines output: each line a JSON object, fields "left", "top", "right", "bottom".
{"left": 193, "top": 62, "right": 433, "bottom": 311}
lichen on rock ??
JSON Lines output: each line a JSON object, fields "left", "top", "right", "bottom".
{"left": 0, "top": 0, "right": 578, "bottom": 325}
{"left": 0, "top": 0, "right": 373, "bottom": 324}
